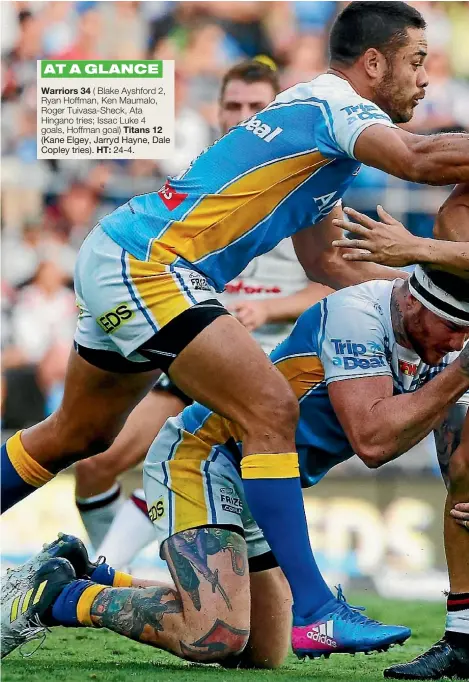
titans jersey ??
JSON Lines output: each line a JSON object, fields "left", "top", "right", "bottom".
{"left": 176, "top": 280, "right": 462, "bottom": 488}
{"left": 100, "top": 74, "right": 394, "bottom": 291}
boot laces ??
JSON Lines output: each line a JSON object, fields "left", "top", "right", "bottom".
{"left": 18, "top": 613, "right": 50, "bottom": 658}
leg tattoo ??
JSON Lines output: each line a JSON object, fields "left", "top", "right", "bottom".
{"left": 180, "top": 619, "right": 249, "bottom": 658}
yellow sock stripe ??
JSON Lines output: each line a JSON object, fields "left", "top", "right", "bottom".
{"left": 6, "top": 431, "right": 54, "bottom": 488}
{"left": 113, "top": 571, "right": 133, "bottom": 588}
{"left": 241, "top": 452, "right": 299, "bottom": 479}
{"left": 77, "top": 585, "right": 107, "bottom": 627}
{"left": 32, "top": 580, "right": 48, "bottom": 605}
{"left": 21, "top": 588, "right": 34, "bottom": 614}
{"left": 10, "top": 595, "right": 21, "bottom": 622}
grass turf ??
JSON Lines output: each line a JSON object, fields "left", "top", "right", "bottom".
{"left": 2, "top": 595, "right": 445, "bottom": 682}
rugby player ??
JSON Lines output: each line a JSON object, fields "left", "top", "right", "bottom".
{"left": 3, "top": 1, "right": 469, "bottom": 647}
{"left": 74, "top": 58, "right": 332, "bottom": 562}
{"left": 333, "top": 184, "right": 469, "bottom": 679}
{"left": 4, "top": 266, "right": 469, "bottom": 672}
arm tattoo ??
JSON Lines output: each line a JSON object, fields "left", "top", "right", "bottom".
{"left": 180, "top": 619, "right": 248, "bottom": 660}
{"left": 165, "top": 528, "right": 246, "bottom": 611}
{"left": 90, "top": 585, "right": 182, "bottom": 642}
{"left": 390, "top": 290, "right": 410, "bottom": 348}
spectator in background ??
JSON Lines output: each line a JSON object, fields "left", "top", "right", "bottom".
{"left": 52, "top": 1, "right": 102, "bottom": 60}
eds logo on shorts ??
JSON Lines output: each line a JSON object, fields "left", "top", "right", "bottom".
{"left": 220, "top": 487, "right": 243, "bottom": 515}
{"left": 331, "top": 338, "right": 386, "bottom": 370}
{"left": 148, "top": 497, "right": 166, "bottom": 523}
{"left": 97, "top": 303, "right": 134, "bottom": 334}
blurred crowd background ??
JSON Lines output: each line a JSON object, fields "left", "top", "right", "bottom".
{"left": 1, "top": 0, "right": 469, "bottom": 447}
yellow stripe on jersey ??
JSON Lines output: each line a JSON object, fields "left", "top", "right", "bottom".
{"left": 274, "top": 354, "right": 325, "bottom": 400}
{"left": 169, "top": 432, "right": 214, "bottom": 534}
{"left": 150, "top": 151, "right": 331, "bottom": 264}
{"left": 127, "top": 256, "right": 192, "bottom": 329}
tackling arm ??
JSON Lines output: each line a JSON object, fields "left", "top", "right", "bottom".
{"left": 328, "top": 351, "right": 469, "bottom": 468}
{"left": 354, "top": 126, "right": 469, "bottom": 185}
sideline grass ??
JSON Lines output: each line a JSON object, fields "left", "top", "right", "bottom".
{"left": 2, "top": 595, "right": 444, "bottom": 682}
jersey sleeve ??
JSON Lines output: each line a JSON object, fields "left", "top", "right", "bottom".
{"left": 316, "top": 92, "right": 396, "bottom": 160}
{"left": 319, "top": 298, "right": 392, "bottom": 385}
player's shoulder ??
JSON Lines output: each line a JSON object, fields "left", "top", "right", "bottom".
{"left": 324, "top": 279, "right": 394, "bottom": 327}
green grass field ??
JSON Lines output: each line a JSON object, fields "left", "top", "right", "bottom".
{"left": 2, "top": 595, "right": 445, "bottom": 682}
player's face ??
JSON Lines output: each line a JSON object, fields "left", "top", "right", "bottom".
{"left": 407, "top": 303, "right": 469, "bottom": 365}
{"left": 375, "top": 28, "right": 428, "bottom": 123}
{"left": 219, "top": 80, "right": 277, "bottom": 134}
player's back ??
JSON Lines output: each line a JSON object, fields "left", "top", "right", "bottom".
{"left": 100, "top": 74, "right": 393, "bottom": 290}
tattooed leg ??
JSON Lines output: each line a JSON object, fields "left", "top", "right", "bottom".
{"left": 88, "top": 526, "right": 250, "bottom": 662}
{"left": 435, "top": 406, "right": 469, "bottom": 593}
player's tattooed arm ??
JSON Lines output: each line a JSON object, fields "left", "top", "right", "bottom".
{"left": 459, "top": 344, "right": 469, "bottom": 377}
{"left": 90, "top": 585, "right": 182, "bottom": 642}
{"left": 390, "top": 293, "right": 409, "bottom": 348}
{"left": 165, "top": 528, "right": 246, "bottom": 612}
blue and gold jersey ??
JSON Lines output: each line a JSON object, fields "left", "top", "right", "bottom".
{"left": 175, "top": 280, "right": 461, "bottom": 488}
{"left": 100, "top": 74, "right": 394, "bottom": 291}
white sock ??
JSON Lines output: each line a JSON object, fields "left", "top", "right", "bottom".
{"left": 446, "top": 608, "right": 469, "bottom": 635}
{"left": 76, "top": 483, "right": 124, "bottom": 553}
{"left": 96, "top": 488, "right": 158, "bottom": 570}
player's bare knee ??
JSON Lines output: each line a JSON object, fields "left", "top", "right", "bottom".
{"left": 448, "top": 447, "right": 469, "bottom": 497}
{"left": 245, "top": 380, "right": 299, "bottom": 441}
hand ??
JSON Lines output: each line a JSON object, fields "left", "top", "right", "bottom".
{"left": 331, "top": 205, "right": 420, "bottom": 267}
{"left": 450, "top": 503, "right": 469, "bottom": 530}
{"left": 229, "top": 299, "right": 270, "bottom": 332}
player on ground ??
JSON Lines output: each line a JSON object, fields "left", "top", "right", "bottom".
{"left": 74, "top": 58, "right": 332, "bottom": 562}
{"left": 3, "top": 1, "right": 469, "bottom": 642}
{"left": 333, "top": 184, "right": 469, "bottom": 680}
{"left": 4, "top": 268, "right": 469, "bottom": 670}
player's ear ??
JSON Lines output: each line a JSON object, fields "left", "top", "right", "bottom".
{"left": 362, "top": 48, "right": 386, "bottom": 81}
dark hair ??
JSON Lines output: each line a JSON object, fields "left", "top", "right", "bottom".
{"left": 424, "top": 266, "right": 469, "bottom": 304}
{"left": 329, "top": 1, "right": 426, "bottom": 66}
{"left": 220, "top": 58, "right": 280, "bottom": 101}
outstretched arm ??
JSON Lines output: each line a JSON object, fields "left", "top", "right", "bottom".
{"left": 354, "top": 126, "right": 469, "bottom": 185}
{"left": 331, "top": 184, "right": 469, "bottom": 277}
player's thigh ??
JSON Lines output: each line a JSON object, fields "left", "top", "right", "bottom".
{"left": 23, "top": 350, "right": 159, "bottom": 464}
{"left": 168, "top": 315, "right": 298, "bottom": 436}
{"left": 246, "top": 567, "right": 292, "bottom": 668}
{"left": 161, "top": 527, "right": 250, "bottom": 657}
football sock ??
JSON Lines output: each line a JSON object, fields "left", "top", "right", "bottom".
{"left": 241, "top": 452, "right": 334, "bottom": 621}
{"left": 96, "top": 489, "right": 157, "bottom": 570}
{"left": 446, "top": 592, "right": 469, "bottom": 639}
{"left": 1, "top": 433, "right": 54, "bottom": 513}
{"left": 89, "top": 562, "right": 133, "bottom": 587}
{"left": 52, "top": 581, "right": 105, "bottom": 627}
{"left": 76, "top": 483, "right": 124, "bottom": 552}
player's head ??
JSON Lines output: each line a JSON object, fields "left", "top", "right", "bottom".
{"left": 329, "top": 1, "right": 428, "bottom": 123}
{"left": 219, "top": 57, "right": 280, "bottom": 134}
{"left": 403, "top": 266, "right": 469, "bottom": 365}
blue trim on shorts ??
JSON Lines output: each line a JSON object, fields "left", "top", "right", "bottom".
{"left": 204, "top": 449, "right": 219, "bottom": 525}
{"left": 170, "top": 263, "right": 198, "bottom": 306}
{"left": 120, "top": 250, "right": 159, "bottom": 335}
{"left": 165, "top": 429, "right": 183, "bottom": 534}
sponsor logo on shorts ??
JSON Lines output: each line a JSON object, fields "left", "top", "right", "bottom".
{"left": 188, "top": 272, "right": 211, "bottom": 292}
{"left": 158, "top": 181, "right": 188, "bottom": 211}
{"left": 399, "top": 359, "right": 418, "bottom": 376}
{"left": 76, "top": 300, "right": 85, "bottom": 319}
{"left": 220, "top": 487, "right": 243, "bottom": 515}
{"left": 239, "top": 116, "right": 283, "bottom": 142}
{"left": 331, "top": 338, "right": 386, "bottom": 370}
{"left": 148, "top": 497, "right": 166, "bottom": 523}
{"left": 96, "top": 303, "right": 134, "bottom": 334}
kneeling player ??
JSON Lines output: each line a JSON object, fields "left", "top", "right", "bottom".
{"left": 4, "top": 268, "right": 469, "bottom": 671}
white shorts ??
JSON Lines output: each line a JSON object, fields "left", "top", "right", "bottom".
{"left": 74, "top": 225, "right": 221, "bottom": 365}
{"left": 143, "top": 415, "right": 271, "bottom": 561}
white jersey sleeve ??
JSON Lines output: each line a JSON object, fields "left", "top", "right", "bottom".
{"left": 314, "top": 75, "right": 396, "bottom": 159}
{"left": 319, "top": 295, "right": 393, "bottom": 385}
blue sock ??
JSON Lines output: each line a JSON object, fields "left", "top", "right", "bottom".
{"left": 242, "top": 469, "right": 334, "bottom": 622}
{"left": 1, "top": 442, "right": 36, "bottom": 513}
{"left": 89, "top": 563, "right": 115, "bottom": 586}
{"left": 51, "top": 580, "right": 95, "bottom": 626}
